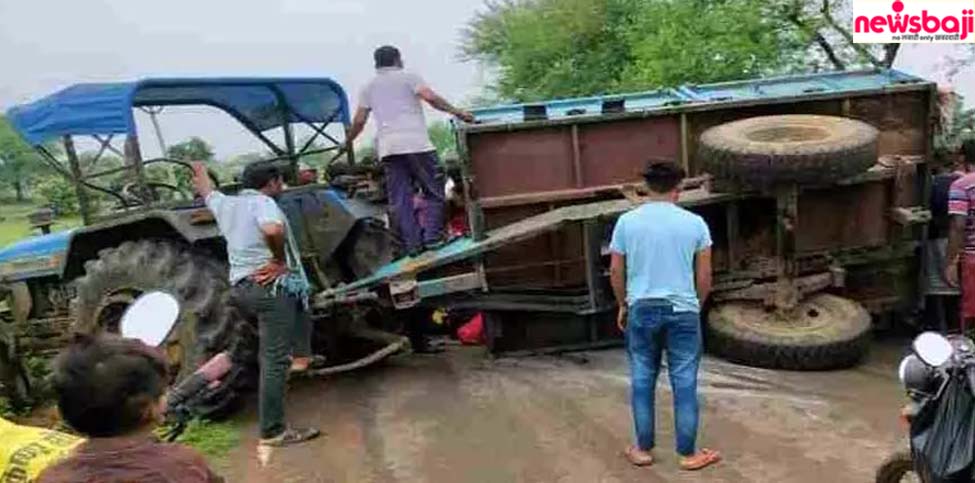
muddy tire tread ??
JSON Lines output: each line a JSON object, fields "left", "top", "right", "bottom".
{"left": 706, "top": 294, "right": 872, "bottom": 371}
{"left": 699, "top": 115, "right": 879, "bottom": 187}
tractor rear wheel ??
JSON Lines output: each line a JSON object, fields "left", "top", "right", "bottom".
{"left": 706, "top": 293, "right": 871, "bottom": 370}
{"left": 71, "top": 240, "right": 238, "bottom": 384}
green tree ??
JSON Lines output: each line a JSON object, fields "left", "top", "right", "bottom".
{"left": 165, "top": 137, "right": 216, "bottom": 191}
{"left": 35, "top": 176, "right": 79, "bottom": 215}
{"left": 428, "top": 121, "right": 458, "bottom": 161}
{"left": 166, "top": 137, "right": 215, "bottom": 162}
{"left": 460, "top": 0, "right": 928, "bottom": 103}
{"left": 461, "top": 0, "right": 641, "bottom": 101}
{"left": 616, "top": 1, "right": 806, "bottom": 90}
{"left": 0, "top": 115, "right": 44, "bottom": 202}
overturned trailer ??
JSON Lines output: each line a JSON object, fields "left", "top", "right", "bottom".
{"left": 320, "top": 69, "right": 936, "bottom": 370}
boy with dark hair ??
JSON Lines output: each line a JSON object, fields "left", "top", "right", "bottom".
{"left": 610, "top": 160, "right": 720, "bottom": 471}
{"left": 39, "top": 334, "right": 221, "bottom": 482}
{"left": 347, "top": 44, "right": 475, "bottom": 257}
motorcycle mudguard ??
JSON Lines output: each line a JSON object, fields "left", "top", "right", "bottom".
{"left": 911, "top": 376, "right": 975, "bottom": 482}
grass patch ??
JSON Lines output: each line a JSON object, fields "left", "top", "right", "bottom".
{"left": 171, "top": 419, "right": 243, "bottom": 466}
{"left": 0, "top": 202, "right": 82, "bottom": 248}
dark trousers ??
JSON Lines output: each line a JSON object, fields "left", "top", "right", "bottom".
{"left": 292, "top": 300, "right": 312, "bottom": 358}
{"left": 382, "top": 151, "right": 445, "bottom": 252}
{"left": 925, "top": 295, "right": 961, "bottom": 333}
{"left": 233, "top": 281, "right": 295, "bottom": 439}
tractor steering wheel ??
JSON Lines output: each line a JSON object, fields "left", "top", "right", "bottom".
{"left": 121, "top": 159, "right": 221, "bottom": 205}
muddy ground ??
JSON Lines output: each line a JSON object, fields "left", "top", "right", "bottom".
{"left": 223, "top": 338, "right": 910, "bottom": 483}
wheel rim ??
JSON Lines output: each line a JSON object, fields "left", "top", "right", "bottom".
{"left": 721, "top": 297, "right": 847, "bottom": 337}
{"left": 93, "top": 289, "right": 142, "bottom": 334}
{"left": 744, "top": 125, "right": 831, "bottom": 143}
{"left": 92, "top": 288, "right": 186, "bottom": 376}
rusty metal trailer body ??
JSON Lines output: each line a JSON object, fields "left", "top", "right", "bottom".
{"left": 320, "top": 69, "right": 935, "bottom": 359}
{"left": 459, "top": 68, "right": 935, "bottom": 355}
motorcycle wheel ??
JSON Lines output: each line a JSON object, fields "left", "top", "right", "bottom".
{"left": 876, "top": 450, "right": 920, "bottom": 483}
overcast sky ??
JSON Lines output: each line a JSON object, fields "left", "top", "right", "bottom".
{"left": 1, "top": 0, "right": 972, "bottom": 159}
{"left": 0, "top": 0, "right": 489, "bottom": 158}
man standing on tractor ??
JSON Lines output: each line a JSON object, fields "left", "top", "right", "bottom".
{"left": 609, "top": 160, "right": 721, "bottom": 471}
{"left": 945, "top": 139, "right": 975, "bottom": 331}
{"left": 192, "top": 162, "right": 320, "bottom": 448}
{"left": 346, "top": 45, "right": 475, "bottom": 257}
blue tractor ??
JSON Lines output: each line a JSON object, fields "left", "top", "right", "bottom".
{"left": 0, "top": 78, "right": 402, "bottom": 408}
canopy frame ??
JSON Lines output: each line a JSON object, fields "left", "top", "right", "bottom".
{"left": 6, "top": 78, "right": 355, "bottom": 225}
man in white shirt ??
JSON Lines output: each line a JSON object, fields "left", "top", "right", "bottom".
{"left": 192, "top": 162, "right": 319, "bottom": 448}
{"left": 347, "top": 45, "right": 474, "bottom": 257}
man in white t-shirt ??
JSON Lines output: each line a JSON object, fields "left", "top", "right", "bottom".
{"left": 347, "top": 45, "right": 474, "bottom": 257}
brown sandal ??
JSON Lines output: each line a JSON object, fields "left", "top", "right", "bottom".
{"left": 679, "top": 448, "right": 721, "bottom": 471}
{"left": 623, "top": 446, "right": 654, "bottom": 466}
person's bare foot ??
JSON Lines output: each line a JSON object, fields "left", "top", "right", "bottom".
{"left": 290, "top": 355, "right": 326, "bottom": 374}
{"left": 623, "top": 446, "right": 654, "bottom": 466}
{"left": 290, "top": 357, "right": 311, "bottom": 372}
{"left": 679, "top": 448, "right": 722, "bottom": 471}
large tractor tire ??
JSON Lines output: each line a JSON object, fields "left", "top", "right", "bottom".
{"left": 706, "top": 293, "right": 871, "bottom": 370}
{"left": 699, "top": 115, "right": 879, "bottom": 187}
{"left": 71, "top": 240, "right": 237, "bottom": 384}
{"left": 337, "top": 218, "right": 398, "bottom": 280}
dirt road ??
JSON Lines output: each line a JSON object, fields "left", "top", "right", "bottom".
{"left": 223, "top": 339, "right": 908, "bottom": 483}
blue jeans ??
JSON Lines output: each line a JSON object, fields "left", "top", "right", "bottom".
{"left": 626, "top": 299, "right": 702, "bottom": 456}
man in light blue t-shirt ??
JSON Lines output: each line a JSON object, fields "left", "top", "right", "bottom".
{"left": 609, "top": 161, "right": 720, "bottom": 471}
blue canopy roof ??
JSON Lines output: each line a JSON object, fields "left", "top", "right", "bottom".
{"left": 5, "top": 77, "right": 350, "bottom": 146}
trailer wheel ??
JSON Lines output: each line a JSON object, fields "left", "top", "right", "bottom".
{"left": 698, "top": 115, "right": 878, "bottom": 187}
{"left": 706, "top": 293, "right": 871, "bottom": 370}
{"left": 71, "top": 240, "right": 238, "bottom": 384}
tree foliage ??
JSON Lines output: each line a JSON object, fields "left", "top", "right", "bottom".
{"left": 166, "top": 137, "right": 215, "bottom": 162}
{"left": 428, "top": 121, "right": 459, "bottom": 161}
{"left": 460, "top": 0, "right": 916, "bottom": 103}
{"left": 165, "top": 137, "right": 216, "bottom": 192}
{"left": 0, "top": 116, "right": 45, "bottom": 201}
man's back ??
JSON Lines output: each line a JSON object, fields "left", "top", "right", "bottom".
{"left": 206, "top": 191, "right": 285, "bottom": 284}
{"left": 359, "top": 68, "right": 433, "bottom": 159}
{"left": 610, "top": 202, "right": 711, "bottom": 312}
{"left": 39, "top": 436, "right": 221, "bottom": 483}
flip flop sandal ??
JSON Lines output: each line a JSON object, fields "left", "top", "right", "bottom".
{"left": 259, "top": 427, "right": 321, "bottom": 448}
{"left": 679, "top": 448, "right": 722, "bottom": 471}
{"left": 623, "top": 446, "right": 654, "bottom": 466}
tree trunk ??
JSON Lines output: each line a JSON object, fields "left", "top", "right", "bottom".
{"left": 882, "top": 43, "right": 901, "bottom": 68}
{"left": 13, "top": 181, "right": 24, "bottom": 202}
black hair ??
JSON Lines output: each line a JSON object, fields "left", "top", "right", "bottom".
{"left": 52, "top": 334, "right": 169, "bottom": 437}
{"left": 642, "top": 159, "right": 685, "bottom": 193}
{"left": 963, "top": 138, "right": 975, "bottom": 166}
{"left": 374, "top": 45, "right": 402, "bottom": 68}
{"left": 241, "top": 162, "right": 283, "bottom": 190}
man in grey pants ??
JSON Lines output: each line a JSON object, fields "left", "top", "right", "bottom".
{"left": 193, "top": 162, "right": 319, "bottom": 448}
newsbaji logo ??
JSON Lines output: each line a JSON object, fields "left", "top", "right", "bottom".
{"left": 853, "top": 0, "right": 975, "bottom": 43}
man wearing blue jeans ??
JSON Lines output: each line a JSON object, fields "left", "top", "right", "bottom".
{"left": 609, "top": 160, "right": 721, "bottom": 471}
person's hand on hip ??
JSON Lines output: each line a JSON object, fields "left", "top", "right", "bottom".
{"left": 252, "top": 260, "right": 288, "bottom": 286}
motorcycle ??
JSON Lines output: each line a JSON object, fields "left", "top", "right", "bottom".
{"left": 876, "top": 331, "right": 975, "bottom": 483}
